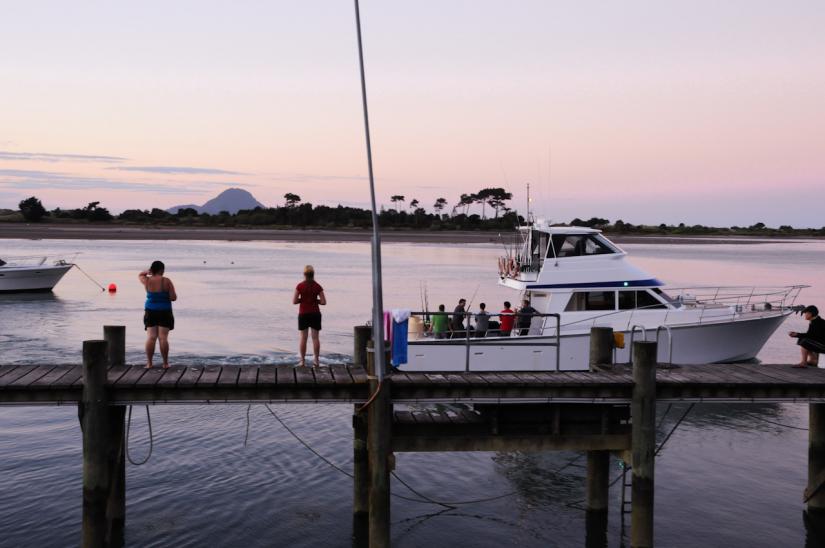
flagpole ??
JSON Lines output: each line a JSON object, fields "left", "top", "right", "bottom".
{"left": 353, "top": 0, "right": 387, "bottom": 381}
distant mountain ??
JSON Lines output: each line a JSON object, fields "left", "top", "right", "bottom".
{"left": 168, "top": 188, "right": 265, "bottom": 215}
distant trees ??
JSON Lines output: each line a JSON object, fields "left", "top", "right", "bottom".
{"left": 390, "top": 195, "right": 405, "bottom": 212}
{"left": 284, "top": 193, "right": 301, "bottom": 208}
{"left": 18, "top": 196, "right": 48, "bottom": 222}
{"left": 433, "top": 197, "right": 447, "bottom": 215}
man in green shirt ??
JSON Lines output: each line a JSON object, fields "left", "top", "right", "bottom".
{"left": 431, "top": 304, "right": 449, "bottom": 339}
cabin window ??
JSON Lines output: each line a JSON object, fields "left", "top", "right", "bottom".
{"left": 550, "top": 234, "right": 615, "bottom": 258}
{"left": 618, "top": 290, "right": 668, "bottom": 310}
{"left": 565, "top": 291, "right": 616, "bottom": 311}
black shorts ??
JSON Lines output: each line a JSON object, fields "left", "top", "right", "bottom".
{"left": 144, "top": 309, "right": 174, "bottom": 330}
{"left": 298, "top": 312, "right": 322, "bottom": 331}
{"left": 799, "top": 338, "right": 825, "bottom": 353}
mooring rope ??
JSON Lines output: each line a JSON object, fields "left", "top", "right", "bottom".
{"left": 125, "top": 405, "right": 154, "bottom": 465}
{"left": 746, "top": 413, "right": 808, "bottom": 431}
{"left": 655, "top": 403, "right": 694, "bottom": 457}
{"left": 261, "top": 403, "right": 521, "bottom": 507}
{"left": 72, "top": 263, "right": 106, "bottom": 292}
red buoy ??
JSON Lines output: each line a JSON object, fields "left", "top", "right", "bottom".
{"left": 108, "top": 283, "right": 117, "bottom": 293}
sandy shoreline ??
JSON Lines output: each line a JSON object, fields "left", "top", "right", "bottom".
{"left": 0, "top": 223, "right": 818, "bottom": 245}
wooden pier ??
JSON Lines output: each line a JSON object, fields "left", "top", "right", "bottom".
{"left": 4, "top": 326, "right": 825, "bottom": 547}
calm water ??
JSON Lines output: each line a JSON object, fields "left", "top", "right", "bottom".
{"left": 1, "top": 238, "right": 824, "bottom": 547}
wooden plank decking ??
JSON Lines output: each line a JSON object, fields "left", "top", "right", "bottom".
{"left": 1, "top": 362, "right": 825, "bottom": 405}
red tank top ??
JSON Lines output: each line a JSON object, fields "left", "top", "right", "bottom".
{"left": 296, "top": 281, "right": 323, "bottom": 314}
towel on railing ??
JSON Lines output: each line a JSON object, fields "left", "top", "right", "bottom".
{"left": 391, "top": 308, "right": 411, "bottom": 366}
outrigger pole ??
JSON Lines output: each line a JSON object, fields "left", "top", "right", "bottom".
{"left": 353, "top": 0, "right": 387, "bottom": 382}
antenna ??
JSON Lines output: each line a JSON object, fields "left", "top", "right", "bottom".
{"left": 353, "top": 0, "right": 386, "bottom": 382}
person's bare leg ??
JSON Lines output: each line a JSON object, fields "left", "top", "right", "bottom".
{"left": 158, "top": 327, "right": 171, "bottom": 368}
{"left": 311, "top": 329, "right": 321, "bottom": 367}
{"left": 795, "top": 347, "right": 812, "bottom": 367}
{"left": 810, "top": 351, "right": 820, "bottom": 367}
{"left": 144, "top": 327, "right": 158, "bottom": 368}
{"left": 299, "top": 329, "right": 308, "bottom": 366}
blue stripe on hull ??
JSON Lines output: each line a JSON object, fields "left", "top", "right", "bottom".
{"left": 527, "top": 278, "right": 664, "bottom": 289}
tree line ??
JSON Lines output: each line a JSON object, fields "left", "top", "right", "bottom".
{"left": 12, "top": 196, "right": 825, "bottom": 236}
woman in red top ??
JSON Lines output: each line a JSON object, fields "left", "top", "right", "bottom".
{"left": 293, "top": 265, "right": 327, "bottom": 367}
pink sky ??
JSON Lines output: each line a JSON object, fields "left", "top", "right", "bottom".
{"left": 1, "top": 1, "right": 823, "bottom": 227}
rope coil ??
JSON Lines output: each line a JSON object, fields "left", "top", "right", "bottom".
{"left": 126, "top": 405, "right": 154, "bottom": 465}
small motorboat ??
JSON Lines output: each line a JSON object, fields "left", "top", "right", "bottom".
{"left": 402, "top": 221, "right": 807, "bottom": 371}
{"left": 0, "top": 256, "right": 74, "bottom": 293}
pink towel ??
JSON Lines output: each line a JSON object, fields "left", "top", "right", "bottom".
{"left": 383, "top": 311, "right": 392, "bottom": 343}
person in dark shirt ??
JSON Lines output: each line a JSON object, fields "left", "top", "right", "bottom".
{"left": 517, "top": 298, "right": 538, "bottom": 336}
{"left": 451, "top": 298, "right": 467, "bottom": 338}
{"left": 790, "top": 305, "right": 825, "bottom": 368}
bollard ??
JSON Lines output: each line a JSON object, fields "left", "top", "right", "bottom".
{"left": 103, "top": 325, "right": 126, "bottom": 548}
{"left": 366, "top": 340, "right": 392, "bottom": 548}
{"left": 353, "top": 325, "right": 371, "bottom": 368}
{"left": 589, "top": 326, "right": 614, "bottom": 372}
{"left": 103, "top": 326, "right": 126, "bottom": 367}
{"left": 631, "top": 341, "right": 657, "bottom": 548}
{"left": 81, "top": 339, "right": 111, "bottom": 548}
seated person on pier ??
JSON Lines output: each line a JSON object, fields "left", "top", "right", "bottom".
{"left": 790, "top": 305, "right": 825, "bottom": 368}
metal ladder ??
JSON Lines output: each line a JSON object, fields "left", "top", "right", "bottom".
{"left": 619, "top": 462, "right": 632, "bottom": 539}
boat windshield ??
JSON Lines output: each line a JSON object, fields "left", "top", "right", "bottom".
{"left": 548, "top": 234, "right": 617, "bottom": 258}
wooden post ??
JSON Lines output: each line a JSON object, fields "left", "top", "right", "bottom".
{"left": 103, "top": 326, "right": 126, "bottom": 548}
{"left": 589, "top": 326, "right": 613, "bottom": 371}
{"left": 353, "top": 325, "right": 371, "bottom": 368}
{"left": 353, "top": 408, "right": 369, "bottom": 547}
{"left": 81, "top": 339, "right": 111, "bottom": 548}
{"left": 585, "top": 450, "right": 610, "bottom": 547}
{"left": 807, "top": 404, "right": 825, "bottom": 512}
{"left": 631, "top": 341, "right": 657, "bottom": 548}
{"left": 366, "top": 340, "right": 392, "bottom": 548}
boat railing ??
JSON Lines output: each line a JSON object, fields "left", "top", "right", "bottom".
{"left": 655, "top": 325, "right": 674, "bottom": 365}
{"left": 557, "top": 285, "right": 807, "bottom": 333}
{"left": 409, "top": 311, "right": 562, "bottom": 372}
{"left": 0, "top": 253, "right": 79, "bottom": 267}
{"left": 626, "top": 325, "right": 648, "bottom": 364}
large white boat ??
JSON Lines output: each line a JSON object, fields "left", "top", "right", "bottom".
{"left": 402, "top": 222, "right": 806, "bottom": 371}
{"left": 0, "top": 256, "right": 74, "bottom": 293}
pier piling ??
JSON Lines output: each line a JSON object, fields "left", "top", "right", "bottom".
{"left": 631, "top": 341, "right": 657, "bottom": 548}
{"left": 807, "top": 404, "right": 825, "bottom": 515}
{"left": 589, "top": 326, "right": 614, "bottom": 371}
{"left": 353, "top": 409, "right": 369, "bottom": 547}
{"left": 366, "top": 340, "right": 392, "bottom": 548}
{"left": 81, "top": 339, "right": 112, "bottom": 548}
{"left": 353, "top": 326, "right": 371, "bottom": 368}
{"left": 103, "top": 326, "right": 126, "bottom": 548}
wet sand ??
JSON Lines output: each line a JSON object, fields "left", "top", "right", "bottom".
{"left": 0, "top": 223, "right": 816, "bottom": 245}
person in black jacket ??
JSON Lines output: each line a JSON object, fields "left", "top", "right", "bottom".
{"left": 790, "top": 305, "right": 825, "bottom": 367}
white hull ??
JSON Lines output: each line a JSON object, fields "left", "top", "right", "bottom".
{"left": 402, "top": 314, "right": 789, "bottom": 372}
{"left": 0, "top": 264, "right": 73, "bottom": 292}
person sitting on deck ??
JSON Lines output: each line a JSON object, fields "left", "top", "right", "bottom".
{"left": 430, "top": 304, "right": 449, "bottom": 339}
{"left": 790, "top": 305, "right": 825, "bottom": 368}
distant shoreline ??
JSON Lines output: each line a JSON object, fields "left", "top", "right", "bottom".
{"left": 2, "top": 223, "right": 823, "bottom": 245}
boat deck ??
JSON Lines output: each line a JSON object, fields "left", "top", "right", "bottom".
{"left": 1, "top": 362, "right": 825, "bottom": 405}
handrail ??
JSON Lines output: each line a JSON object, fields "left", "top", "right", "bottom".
{"left": 655, "top": 325, "right": 674, "bottom": 365}
{"left": 627, "top": 325, "right": 647, "bottom": 364}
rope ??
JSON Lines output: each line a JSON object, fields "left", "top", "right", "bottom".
{"left": 244, "top": 404, "right": 252, "bottom": 447}
{"left": 72, "top": 263, "right": 106, "bottom": 291}
{"left": 746, "top": 413, "right": 808, "bottom": 431}
{"left": 262, "top": 404, "right": 519, "bottom": 507}
{"left": 356, "top": 380, "right": 382, "bottom": 414}
{"left": 125, "top": 405, "right": 154, "bottom": 465}
{"left": 655, "top": 403, "right": 694, "bottom": 457}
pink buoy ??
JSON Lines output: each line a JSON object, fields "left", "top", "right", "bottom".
{"left": 108, "top": 283, "right": 117, "bottom": 293}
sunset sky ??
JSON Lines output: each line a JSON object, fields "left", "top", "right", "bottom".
{"left": 1, "top": 1, "right": 823, "bottom": 227}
